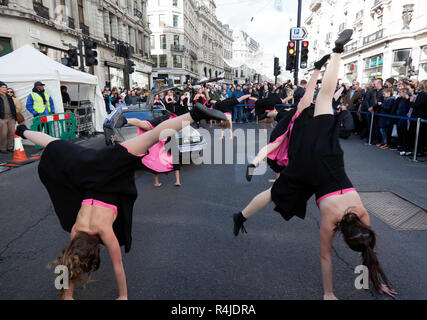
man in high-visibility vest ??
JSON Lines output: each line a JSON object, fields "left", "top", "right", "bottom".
{"left": 26, "top": 81, "right": 55, "bottom": 117}
{"left": 26, "top": 81, "right": 55, "bottom": 134}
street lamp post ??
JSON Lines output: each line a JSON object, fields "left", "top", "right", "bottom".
{"left": 294, "top": 0, "right": 302, "bottom": 86}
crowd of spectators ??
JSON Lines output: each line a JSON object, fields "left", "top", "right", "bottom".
{"left": 100, "top": 77, "right": 426, "bottom": 158}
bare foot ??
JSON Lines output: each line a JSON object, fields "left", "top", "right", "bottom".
{"left": 219, "top": 136, "right": 224, "bottom": 140}
{"left": 154, "top": 183, "right": 162, "bottom": 187}
{"left": 268, "top": 179, "right": 276, "bottom": 183}
{"left": 229, "top": 136, "right": 233, "bottom": 140}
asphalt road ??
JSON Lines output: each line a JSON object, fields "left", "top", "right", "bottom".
{"left": 0, "top": 124, "right": 426, "bottom": 300}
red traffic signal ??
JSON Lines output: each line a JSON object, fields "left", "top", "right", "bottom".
{"left": 289, "top": 41, "right": 295, "bottom": 48}
{"left": 302, "top": 41, "right": 309, "bottom": 48}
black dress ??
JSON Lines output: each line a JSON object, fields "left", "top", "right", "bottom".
{"left": 255, "top": 93, "right": 282, "bottom": 116}
{"left": 214, "top": 97, "right": 239, "bottom": 114}
{"left": 271, "top": 113, "right": 353, "bottom": 221}
{"left": 38, "top": 140, "right": 145, "bottom": 253}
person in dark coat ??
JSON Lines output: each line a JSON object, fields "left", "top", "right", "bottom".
{"left": 0, "top": 81, "right": 18, "bottom": 153}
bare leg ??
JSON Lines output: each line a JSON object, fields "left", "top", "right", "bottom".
{"left": 121, "top": 113, "right": 194, "bottom": 156}
{"left": 153, "top": 174, "right": 162, "bottom": 187}
{"left": 298, "top": 69, "right": 321, "bottom": 112}
{"left": 174, "top": 170, "right": 181, "bottom": 186}
{"left": 127, "top": 118, "right": 152, "bottom": 131}
{"left": 23, "top": 130, "right": 59, "bottom": 147}
{"left": 242, "top": 188, "right": 272, "bottom": 219}
{"left": 314, "top": 53, "right": 341, "bottom": 117}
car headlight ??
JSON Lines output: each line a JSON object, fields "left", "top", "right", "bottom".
{"left": 191, "top": 136, "right": 201, "bottom": 143}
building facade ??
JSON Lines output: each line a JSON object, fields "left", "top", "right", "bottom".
{"left": 0, "top": 0, "right": 153, "bottom": 90}
{"left": 231, "top": 29, "right": 263, "bottom": 84}
{"left": 147, "top": 0, "right": 234, "bottom": 86}
{"left": 303, "top": 0, "right": 427, "bottom": 84}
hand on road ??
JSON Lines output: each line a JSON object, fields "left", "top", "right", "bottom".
{"left": 323, "top": 293, "right": 338, "bottom": 300}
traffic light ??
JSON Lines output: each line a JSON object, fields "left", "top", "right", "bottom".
{"left": 286, "top": 41, "right": 297, "bottom": 71}
{"left": 274, "top": 57, "right": 281, "bottom": 76}
{"left": 126, "top": 60, "right": 135, "bottom": 74}
{"left": 300, "top": 41, "right": 309, "bottom": 69}
{"left": 67, "top": 48, "right": 78, "bottom": 67}
{"left": 84, "top": 40, "right": 98, "bottom": 66}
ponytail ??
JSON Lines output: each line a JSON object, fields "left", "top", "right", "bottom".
{"left": 362, "top": 246, "right": 391, "bottom": 293}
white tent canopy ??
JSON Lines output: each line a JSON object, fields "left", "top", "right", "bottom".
{"left": 0, "top": 44, "right": 107, "bottom": 132}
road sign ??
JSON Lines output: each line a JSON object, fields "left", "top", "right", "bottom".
{"left": 290, "top": 27, "right": 307, "bottom": 41}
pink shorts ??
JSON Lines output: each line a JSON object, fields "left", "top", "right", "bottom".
{"left": 82, "top": 199, "right": 118, "bottom": 218}
{"left": 316, "top": 188, "right": 356, "bottom": 207}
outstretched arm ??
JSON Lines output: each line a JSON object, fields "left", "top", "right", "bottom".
{"left": 101, "top": 228, "right": 128, "bottom": 300}
{"left": 319, "top": 220, "right": 338, "bottom": 300}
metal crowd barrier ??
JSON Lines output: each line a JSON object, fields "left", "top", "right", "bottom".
{"left": 348, "top": 110, "right": 426, "bottom": 162}
{"left": 30, "top": 112, "right": 77, "bottom": 149}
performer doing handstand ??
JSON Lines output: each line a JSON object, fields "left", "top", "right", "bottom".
{"left": 14, "top": 104, "right": 226, "bottom": 300}
{"left": 233, "top": 30, "right": 396, "bottom": 300}
{"left": 246, "top": 54, "right": 331, "bottom": 182}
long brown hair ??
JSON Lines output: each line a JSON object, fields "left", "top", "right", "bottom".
{"left": 48, "top": 232, "right": 100, "bottom": 299}
{"left": 336, "top": 208, "right": 391, "bottom": 293}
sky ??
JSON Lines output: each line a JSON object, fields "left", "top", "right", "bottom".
{"left": 215, "top": 0, "right": 310, "bottom": 79}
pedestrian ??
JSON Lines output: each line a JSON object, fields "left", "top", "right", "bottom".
{"left": 14, "top": 103, "right": 226, "bottom": 300}
{"left": 343, "top": 81, "right": 363, "bottom": 134}
{"left": 232, "top": 84, "right": 244, "bottom": 123}
{"left": 26, "top": 81, "right": 55, "bottom": 117}
{"left": 234, "top": 30, "right": 396, "bottom": 300}
{"left": 0, "top": 82, "right": 18, "bottom": 153}
{"left": 411, "top": 80, "right": 427, "bottom": 157}
{"left": 293, "top": 80, "right": 307, "bottom": 106}
{"left": 6, "top": 87, "right": 24, "bottom": 123}
{"left": 61, "top": 85, "right": 71, "bottom": 105}
{"left": 377, "top": 88, "right": 395, "bottom": 149}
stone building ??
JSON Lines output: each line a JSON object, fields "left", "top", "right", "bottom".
{"left": 304, "top": 0, "right": 427, "bottom": 84}
{"left": 0, "top": 0, "right": 153, "bottom": 90}
{"left": 147, "top": 0, "right": 234, "bottom": 86}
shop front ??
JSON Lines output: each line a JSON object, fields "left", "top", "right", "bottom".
{"left": 105, "top": 61, "right": 124, "bottom": 89}
{"left": 131, "top": 71, "right": 150, "bottom": 90}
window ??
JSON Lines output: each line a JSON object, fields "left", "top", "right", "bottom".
{"left": 152, "top": 55, "right": 158, "bottom": 68}
{"left": 363, "top": 54, "right": 383, "bottom": 83}
{"left": 160, "top": 35, "right": 166, "bottom": 49}
{"left": 173, "top": 0, "right": 178, "bottom": 7}
{"left": 0, "top": 37, "right": 12, "bottom": 57}
{"left": 393, "top": 49, "right": 411, "bottom": 63}
{"left": 173, "top": 15, "right": 179, "bottom": 27}
{"left": 78, "top": 0, "right": 84, "bottom": 24}
{"left": 150, "top": 35, "right": 155, "bottom": 49}
{"left": 159, "top": 55, "right": 167, "bottom": 67}
{"left": 159, "top": 14, "right": 167, "bottom": 27}
{"left": 173, "top": 55, "right": 182, "bottom": 68}
{"left": 173, "top": 35, "right": 180, "bottom": 46}
{"left": 339, "top": 23, "right": 346, "bottom": 33}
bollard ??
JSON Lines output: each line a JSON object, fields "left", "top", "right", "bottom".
{"left": 413, "top": 118, "right": 421, "bottom": 162}
{"left": 368, "top": 111, "right": 375, "bottom": 145}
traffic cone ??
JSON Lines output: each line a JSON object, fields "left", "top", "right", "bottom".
{"left": 6, "top": 134, "right": 40, "bottom": 167}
